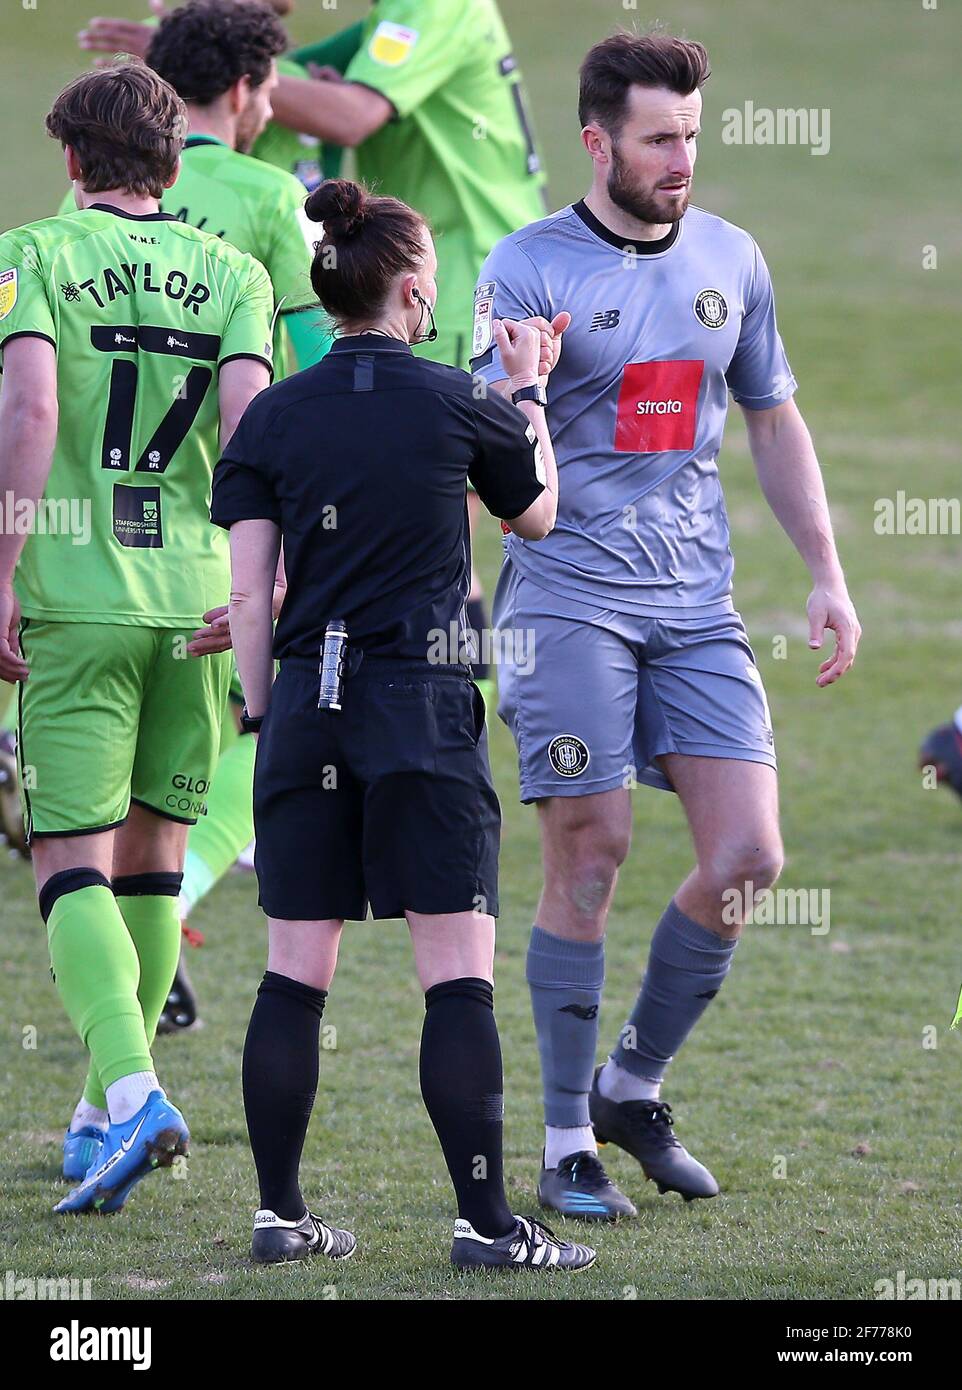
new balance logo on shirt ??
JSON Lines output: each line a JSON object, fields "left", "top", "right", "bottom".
{"left": 589, "top": 308, "right": 620, "bottom": 332}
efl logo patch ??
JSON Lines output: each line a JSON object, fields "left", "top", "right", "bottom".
{"left": 472, "top": 281, "right": 495, "bottom": 357}
{"left": 614, "top": 359, "right": 703, "bottom": 453}
{"left": 0, "top": 268, "right": 17, "bottom": 322}
{"left": 368, "top": 19, "right": 418, "bottom": 66}
{"left": 548, "top": 734, "right": 590, "bottom": 778}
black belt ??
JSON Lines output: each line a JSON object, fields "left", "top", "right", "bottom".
{"left": 281, "top": 652, "right": 472, "bottom": 679}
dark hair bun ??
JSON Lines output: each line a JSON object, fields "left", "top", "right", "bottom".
{"left": 305, "top": 178, "right": 367, "bottom": 239}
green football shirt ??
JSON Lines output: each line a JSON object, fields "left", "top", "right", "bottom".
{"left": 58, "top": 136, "right": 324, "bottom": 376}
{"left": 0, "top": 206, "right": 273, "bottom": 627}
{"left": 160, "top": 135, "right": 325, "bottom": 375}
{"left": 345, "top": 0, "right": 548, "bottom": 367}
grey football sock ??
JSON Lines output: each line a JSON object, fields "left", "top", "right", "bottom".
{"left": 526, "top": 925, "right": 604, "bottom": 1128}
{"left": 610, "top": 899, "right": 736, "bottom": 1082}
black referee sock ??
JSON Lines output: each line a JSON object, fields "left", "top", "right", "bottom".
{"left": 242, "top": 970, "right": 327, "bottom": 1222}
{"left": 419, "top": 977, "right": 515, "bottom": 1239}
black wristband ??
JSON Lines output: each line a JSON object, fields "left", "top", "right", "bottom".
{"left": 511, "top": 383, "right": 547, "bottom": 408}
{"left": 240, "top": 706, "right": 264, "bottom": 734}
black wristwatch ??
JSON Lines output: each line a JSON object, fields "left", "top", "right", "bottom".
{"left": 239, "top": 706, "right": 264, "bottom": 734}
{"left": 511, "top": 383, "right": 548, "bottom": 408}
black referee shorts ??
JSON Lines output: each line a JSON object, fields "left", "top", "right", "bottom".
{"left": 252, "top": 658, "right": 501, "bottom": 922}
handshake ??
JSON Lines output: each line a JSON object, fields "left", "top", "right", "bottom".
{"left": 493, "top": 312, "right": 572, "bottom": 390}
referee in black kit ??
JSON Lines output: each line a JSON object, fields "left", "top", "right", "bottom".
{"left": 210, "top": 179, "right": 593, "bottom": 1273}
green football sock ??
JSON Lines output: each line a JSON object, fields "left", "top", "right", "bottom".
{"left": 83, "top": 880, "right": 183, "bottom": 1110}
{"left": 44, "top": 877, "right": 153, "bottom": 1097}
{"left": 180, "top": 730, "right": 256, "bottom": 916}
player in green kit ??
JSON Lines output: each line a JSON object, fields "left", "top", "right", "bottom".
{"left": 78, "top": 0, "right": 359, "bottom": 188}
{"left": 68, "top": 0, "right": 328, "bottom": 377}
{"left": 72, "top": 2, "right": 335, "bottom": 1017}
{"left": 0, "top": 61, "right": 273, "bottom": 1213}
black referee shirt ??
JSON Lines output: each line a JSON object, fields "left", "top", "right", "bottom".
{"left": 211, "top": 334, "right": 544, "bottom": 662}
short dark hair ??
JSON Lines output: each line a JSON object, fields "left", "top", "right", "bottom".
{"left": 46, "top": 60, "right": 186, "bottom": 199}
{"left": 579, "top": 32, "right": 710, "bottom": 136}
{"left": 305, "top": 180, "right": 428, "bottom": 325}
{"left": 147, "top": 0, "right": 287, "bottom": 106}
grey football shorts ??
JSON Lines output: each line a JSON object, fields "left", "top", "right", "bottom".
{"left": 492, "top": 559, "right": 776, "bottom": 802}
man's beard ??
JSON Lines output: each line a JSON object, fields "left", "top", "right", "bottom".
{"left": 235, "top": 108, "right": 264, "bottom": 154}
{"left": 607, "top": 140, "right": 689, "bottom": 225}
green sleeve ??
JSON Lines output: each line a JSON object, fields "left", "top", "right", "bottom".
{"left": 219, "top": 257, "right": 274, "bottom": 373}
{"left": 0, "top": 232, "right": 56, "bottom": 352}
{"left": 291, "top": 20, "right": 365, "bottom": 73}
{"left": 284, "top": 305, "right": 334, "bottom": 370}
{"left": 265, "top": 179, "right": 317, "bottom": 314}
{"left": 344, "top": 0, "right": 470, "bottom": 117}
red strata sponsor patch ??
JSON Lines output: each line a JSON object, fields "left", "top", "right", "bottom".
{"left": 614, "top": 359, "right": 704, "bottom": 453}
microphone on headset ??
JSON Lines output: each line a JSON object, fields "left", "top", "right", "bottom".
{"left": 412, "top": 287, "right": 439, "bottom": 344}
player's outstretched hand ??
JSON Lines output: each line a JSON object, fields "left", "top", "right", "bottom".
{"left": 519, "top": 312, "right": 572, "bottom": 382}
{"left": 187, "top": 605, "right": 232, "bottom": 658}
{"left": 77, "top": 11, "right": 158, "bottom": 59}
{"left": 807, "top": 582, "right": 861, "bottom": 686}
{"left": 0, "top": 587, "right": 28, "bottom": 683}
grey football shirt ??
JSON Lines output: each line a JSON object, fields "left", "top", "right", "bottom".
{"left": 471, "top": 200, "right": 796, "bottom": 616}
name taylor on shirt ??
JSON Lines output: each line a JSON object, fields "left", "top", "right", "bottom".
{"left": 69, "top": 260, "right": 211, "bottom": 315}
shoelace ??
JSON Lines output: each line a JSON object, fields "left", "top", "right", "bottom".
{"left": 557, "top": 1151, "right": 610, "bottom": 1191}
{"left": 305, "top": 1206, "right": 332, "bottom": 1251}
{"left": 626, "top": 1099, "right": 681, "bottom": 1149}
{"left": 513, "top": 1215, "right": 567, "bottom": 1259}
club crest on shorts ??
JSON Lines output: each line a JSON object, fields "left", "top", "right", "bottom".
{"left": 693, "top": 288, "right": 728, "bottom": 330}
{"left": 548, "top": 734, "right": 590, "bottom": 778}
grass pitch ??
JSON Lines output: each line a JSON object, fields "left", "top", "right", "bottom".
{"left": 1, "top": 0, "right": 960, "bottom": 1300}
